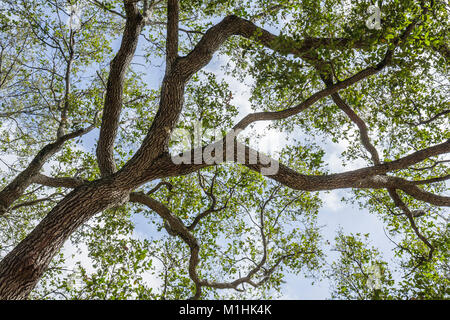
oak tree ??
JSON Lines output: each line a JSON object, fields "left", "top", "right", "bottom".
{"left": 0, "top": 0, "right": 448, "bottom": 299}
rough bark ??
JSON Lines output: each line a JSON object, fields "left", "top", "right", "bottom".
{"left": 96, "top": 2, "right": 144, "bottom": 177}
{"left": 0, "top": 178, "right": 129, "bottom": 299}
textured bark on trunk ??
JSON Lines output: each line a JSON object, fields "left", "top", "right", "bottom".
{"left": 0, "top": 179, "right": 129, "bottom": 299}
{"left": 96, "top": 5, "right": 143, "bottom": 177}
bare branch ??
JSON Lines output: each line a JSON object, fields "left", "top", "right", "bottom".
{"left": 149, "top": 139, "right": 449, "bottom": 195}
{"left": 88, "top": 0, "right": 127, "bottom": 19}
{"left": 175, "top": 15, "right": 376, "bottom": 82}
{"left": 387, "top": 189, "right": 435, "bottom": 260}
{"left": 410, "top": 174, "right": 450, "bottom": 185}
{"left": 9, "top": 192, "right": 64, "bottom": 212}
{"left": 410, "top": 159, "right": 450, "bottom": 171}
{"left": 232, "top": 63, "right": 388, "bottom": 132}
{"left": 146, "top": 181, "right": 173, "bottom": 195}
{"left": 129, "top": 192, "right": 203, "bottom": 298}
{"left": 404, "top": 109, "right": 450, "bottom": 126}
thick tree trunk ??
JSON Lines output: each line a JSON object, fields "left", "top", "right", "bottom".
{"left": 0, "top": 178, "right": 129, "bottom": 299}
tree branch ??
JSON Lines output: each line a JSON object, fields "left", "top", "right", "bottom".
{"left": 129, "top": 191, "right": 203, "bottom": 298}
{"left": 387, "top": 189, "right": 435, "bottom": 260}
{"left": 96, "top": 0, "right": 144, "bottom": 177}
{"left": 88, "top": 0, "right": 127, "bottom": 19}
{"left": 31, "top": 174, "right": 87, "bottom": 189}
{"left": 165, "top": 0, "right": 179, "bottom": 69}
{"left": 146, "top": 137, "right": 449, "bottom": 195}
{"left": 0, "top": 124, "right": 96, "bottom": 216}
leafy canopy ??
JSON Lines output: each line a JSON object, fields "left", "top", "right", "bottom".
{"left": 0, "top": 0, "right": 448, "bottom": 299}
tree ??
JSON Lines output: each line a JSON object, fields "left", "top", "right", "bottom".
{"left": 0, "top": 0, "right": 448, "bottom": 300}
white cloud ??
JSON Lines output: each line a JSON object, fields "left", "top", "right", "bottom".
{"left": 322, "top": 190, "right": 344, "bottom": 212}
